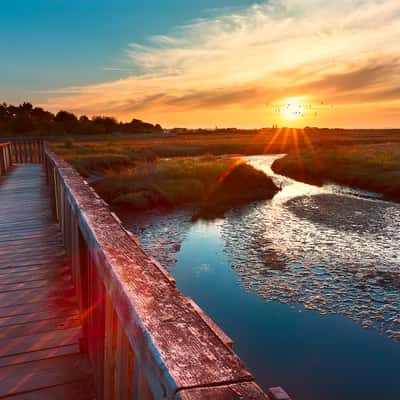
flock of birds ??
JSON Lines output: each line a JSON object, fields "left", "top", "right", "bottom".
{"left": 268, "top": 100, "right": 333, "bottom": 119}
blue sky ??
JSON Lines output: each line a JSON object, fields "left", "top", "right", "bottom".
{"left": 1, "top": 0, "right": 254, "bottom": 102}
{"left": 2, "top": 1, "right": 400, "bottom": 128}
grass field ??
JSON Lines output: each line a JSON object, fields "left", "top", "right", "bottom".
{"left": 91, "top": 156, "right": 236, "bottom": 210}
{"left": 51, "top": 128, "right": 400, "bottom": 206}
{"left": 272, "top": 141, "right": 400, "bottom": 201}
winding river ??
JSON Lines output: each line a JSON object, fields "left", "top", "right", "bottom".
{"left": 121, "top": 155, "right": 400, "bottom": 400}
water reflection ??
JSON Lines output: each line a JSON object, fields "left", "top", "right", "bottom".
{"left": 123, "top": 154, "right": 400, "bottom": 398}
{"left": 224, "top": 156, "right": 400, "bottom": 340}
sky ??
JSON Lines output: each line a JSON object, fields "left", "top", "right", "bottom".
{"left": 1, "top": 0, "right": 400, "bottom": 128}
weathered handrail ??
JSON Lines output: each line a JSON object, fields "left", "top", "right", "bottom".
{"left": 0, "top": 139, "right": 44, "bottom": 175}
{"left": 42, "top": 143, "right": 269, "bottom": 400}
{"left": 0, "top": 142, "right": 12, "bottom": 176}
{"left": 11, "top": 139, "right": 44, "bottom": 163}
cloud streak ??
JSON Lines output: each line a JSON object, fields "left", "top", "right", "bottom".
{"left": 43, "top": 0, "right": 400, "bottom": 127}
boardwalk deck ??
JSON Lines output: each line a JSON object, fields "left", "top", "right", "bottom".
{"left": 0, "top": 164, "right": 95, "bottom": 399}
{"left": 0, "top": 142, "right": 270, "bottom": 400}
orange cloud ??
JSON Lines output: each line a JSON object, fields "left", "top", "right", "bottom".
{"left": 42, "top": 0, "right": 400, "bottom": 128}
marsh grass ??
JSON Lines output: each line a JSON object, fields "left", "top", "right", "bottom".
{"left": 91, "top": 157, "right": 237, "bottom": 210}
{"left": 194, "top": 162, "right": 280, "bottom": 219}
{"left": 49, "top": 131, "right": 287, "bottom": 162}
{"left": 272, "top": 143, "right": 400, "bottom": 200}
{"left": 67, "top": 154, "right": 133, "bottom": 177}
{"left": 51, "top": 129, "right": 400, "bottom": 206}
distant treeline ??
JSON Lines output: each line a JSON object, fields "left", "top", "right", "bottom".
{"left": 0, "top": 102, "right": 163, "bottom": 136}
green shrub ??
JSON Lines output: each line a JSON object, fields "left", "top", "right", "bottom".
{"left": 64, "top": 138, "right": 75, "bottom": 149}
{"left": 69, "top": 155, "right": 132, "bottom": 177}
{"left": 112, "top": 191, "right": 152, "bottom": 209}
{"left": 155, "top": 179, "right": 206, "bottom": 206}
{"left": 194, "top": 163, "right": 279, "bottom": 219}
{"left": 127, "top": 150, "right": 157, "bottom": 162}
{"left": 91, "top": 157, "right": 237, "bottom": 211}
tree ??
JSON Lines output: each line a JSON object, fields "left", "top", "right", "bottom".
{"left": 0, "top": 102, "right": 163, "bottom": 136}
{"left": 54, "top": 110, "right": 78, "bottom": 133}
{"left": 12, "top": 113, "right": 34, "bottom": 134}
{"left": 92, "top": 116, "right": 118, "bottom": 133}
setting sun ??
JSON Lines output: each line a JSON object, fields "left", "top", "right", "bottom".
{"left": 281, "top": 98, "right": 305, "bottom": 120}
{"left": 272, "top": 97, "right": 310, "bottom": 124}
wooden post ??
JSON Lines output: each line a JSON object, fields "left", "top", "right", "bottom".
{"left": 267, "top": 387, "right": 292, "bottom": 400}
{"left": 0, "top": 146, "right": 4, "bottom": 175}
{"left": 104, "top": 294, "right": 117, "bottom": 400}
{"left": 0, "top": 142, "right": 13, "bottom": 175}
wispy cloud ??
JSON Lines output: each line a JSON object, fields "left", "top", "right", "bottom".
{"left": 103, "top": 67, "right": 132, "bottom": 72}
{"left": 43, "top": 0, "right": 400, "bottom": 127}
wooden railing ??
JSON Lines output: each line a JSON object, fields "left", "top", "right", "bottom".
{"left": 11, "top": 139, "right": 44, "bottom": 163}
{"left": 0, "top": 142, "right": 12, "bottom": 176}
{"left": 42, "top": 143, "right": 270, "bottom": 400}
{"left": 0, "top": 139, "right": 44, "bottom": 175}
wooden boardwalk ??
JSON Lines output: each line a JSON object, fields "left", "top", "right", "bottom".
{"left": 0, "top": 142, "right": 271, "bottom": 400}
{"left": 0, "top": 164, "right": 95, "bottom": 399}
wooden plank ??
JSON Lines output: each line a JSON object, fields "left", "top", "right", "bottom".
{"left": 0, "top": 264, "right": 60, "bottom": 276}
{"left": 267, "top": 387, "right": 292, "bottom": 400}
{"left": 0, "top": 316, "right": 81, "bottom": 341}
{"left": 127, "top": 345, "right": 135, "bottom": 400}
{"left": 0, "top": 239, "right": 64, "bottom": 251}
{"left": 0, "top": 354, "right": 93, "bottom": 397}
{"left": 7, "top": 380, "right": 95, "bottom": 400}
{"left": 0, "top": 237, "right": 61, "bottom": 248}
{"left": 0, "top": 327, "right": 81, "bottom": 358}
{"left": 0, "top": 265, "right": 71, "bottom": 284}
{"left": 0, "top": 297, "right": 76, "bottom": 317}
{"left": 0, "top": 277, "right": 72, "bottom": 293}
{"left": 0, "top": 285, "right": 76, "bottom": 308}
{"left": 0, "top": 254, "right": 67, "bottom": 269}
{"left": 137, "top": 368, "right": 153, "bottom": 400}
{"left": 0, "top": 249, "right": 66, "bottom": 261}
{"left": 86, "top": 258, "right": 105, "bottom": 400}
{"left": 0, "top": 236, "right": 62, "bottom": 246}
{"left": 113, "top": 322, "right": 123, "bottom": 400}
{"left": 0, "top": 344, "right": 80, "bottom": 368}
{"left": 186, "top": 297, "right": 234, "bottom": 350}
{"left": 0, "top": 163, "right": 95, "bottom": 399}
{"left": 0, "top": 308, "right": 78, "bottom": 328}
{"left": 120, "top": 330, "right": 132, "bottom": 400}
{"left": 0, "top": 254, "right": 67, "bottom": 267}
{"left": 0, "top": 266, "right": 70, "bottom": 285}
{"left": 103, "top": 293, "right": 117, "bottom": 400}
{"left": 178, "top": 382, "right": 269, "bottom": 400}
{"left": 0, "top": 256, "right": 69, "bottom": 271}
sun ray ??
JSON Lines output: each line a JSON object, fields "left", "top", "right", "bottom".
{"left": 280, "top": 127, "right": 290, "bottom": 153}
{"left": 292, "top": 128, "right": 304, "bottom": 176}
{"left": 217, "top": 158, "right": 244, "bottom": 183}
{"left": 263, "top": 127, "right": 283, "bottom": 154}
{"left": 301, "top": 128, "right": 323, "bottom": 169}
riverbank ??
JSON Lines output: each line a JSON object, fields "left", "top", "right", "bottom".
{"left": 51, "top": 128, "right": 400, "bottom": 207}
{"left": 121, "top": 154, "right": 400, "bottom": 400}
{"left": 80, "top": 156, "right": 278, "bottom": 217}
{"left": 271, "top": 142, "right": 400, "bottom": 202}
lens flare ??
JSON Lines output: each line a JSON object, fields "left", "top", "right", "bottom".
{"left": 281, "top": 98, "right": 305, "bottom": 120}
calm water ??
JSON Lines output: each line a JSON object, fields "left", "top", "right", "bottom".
{"left": 123, "top": 155, "right": 400, "bottom": 400}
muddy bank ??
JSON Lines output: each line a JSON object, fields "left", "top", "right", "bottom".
{"left": 91, "top": 157, "right": 279, "bottom": 220}
{"left": 194, "top": 162, "right": 280, "bottom": 220}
